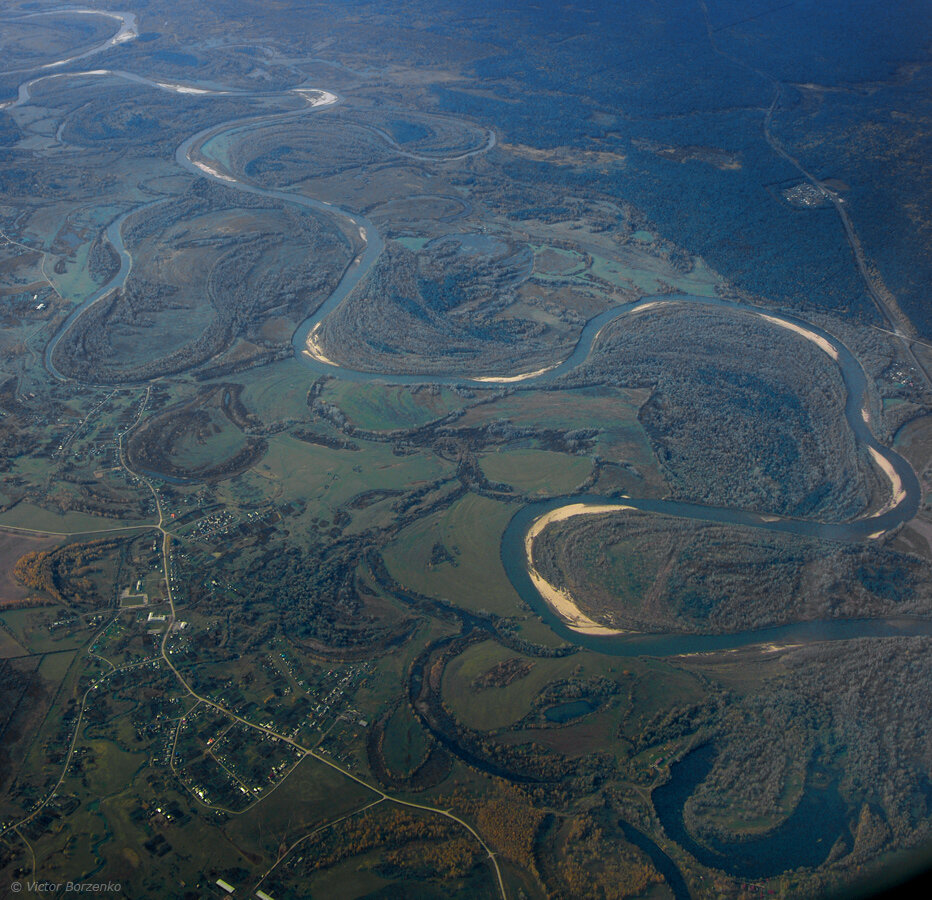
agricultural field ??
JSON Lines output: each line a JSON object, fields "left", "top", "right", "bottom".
{"left": 383, "top": 494, "right": 520, "bottom": 618}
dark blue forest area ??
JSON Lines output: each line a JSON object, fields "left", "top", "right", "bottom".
{"left": 431, "top": 0, "right": 930, "bottom": 333}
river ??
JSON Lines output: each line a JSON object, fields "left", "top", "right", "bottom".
{"left": 14, "top": 24, "right": 926, "bottom": 655}
{"left": 10, "top": 15, "right": 932, "bottom": 897}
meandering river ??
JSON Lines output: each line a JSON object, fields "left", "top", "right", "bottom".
{"left": 14, "top": 25, "right": 926, "bottom": 657}
{"left": 171, "top": 85, "right": 929, "bottom": 657}
{"left": 9, "top": 14, "right": 932, "bottom": 895}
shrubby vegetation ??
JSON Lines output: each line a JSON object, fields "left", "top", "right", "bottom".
{"left": 266, "top": 806, "right": 486, "bottom": 893}
{"left": 54, "top": 180, "right": 351, "bottom": 382}
{"left": 534, "top": 510, "right": 932, "bottom": 632}
{"left": 564, "top": 305, "right": 875, "bottom": 518}
{"left": 536, "top": 809, "right": 664, "bottom": 899}
{"left": 2, "top": 1, "right": 928, "bottom": 896}
{"left": 318, "top": 239, "right": 576, "bottom": 376}
{"left": 680, "top": 638, "right": 932, "bottom": 856}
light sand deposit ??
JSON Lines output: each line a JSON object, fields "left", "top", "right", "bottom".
{"left": 294, "top": 89, "right": 338, "bottom": 107}
{"left": 304, "top": 323, "right": 339, "bottom": 367}
{"left": 157, "top": 81, "right": 214, "bottom": 95}
{"left": 191, "top": 160, "right": 236, "bottom": 182}
{"left": 525, "top": 503, "right": 634, "bottom": 635}
{"left": 757, "top": 313, "right": 839, "bottom": 361}
{"left": 867, "top": 446, "right": 906, "bottom": 517}
{"left": 472, "top": 364, "right": 558, "bottom": 383}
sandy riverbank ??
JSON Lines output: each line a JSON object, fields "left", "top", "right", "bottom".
{"left": 156, "top": 81, "right": 214, "bottom": 95}
{"left": 524, "top": 503, "right": 634, "bottom": 636}
{"left": 867, "top": 446, "right": 906, "bottom": 517}
{"left": 757, "top": 313, "right": 839, "bottom": 361}
{"left": 191, "top": 159, "right": 236, "bottom": 182}
{"left": 473, "top": 364, "right": 558, "bottom": 384}
{"left": 294, "top": 88, "right": 338, "bottom": 107}
{"left": 304, "top": 322, "right": 339, "bottom": 366}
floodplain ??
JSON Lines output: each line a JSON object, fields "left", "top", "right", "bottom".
{"left": 1, "top": 2, "right": 932, "bottom": 899}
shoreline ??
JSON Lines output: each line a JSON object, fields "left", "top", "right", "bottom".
{"left": 191, "top": 159, "right": 236, "bottom": 182}
{"left": 304, "top": 322, "right": 340, "bottom": 367}
{"left": 472, "top": 363, "right": 558, "bottom": 384}
{"left": 757, "top": 312, "right": 840, "bottom": 361}
{"left": 524, "top": 502, "right": 635, "bottom": 636}
{"left": 867, "top": 445, "right": 906, "bottom": 517}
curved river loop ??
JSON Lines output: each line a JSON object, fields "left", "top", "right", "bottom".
{"left": 23, "top": 54, "right": 930, "bottom": 656}
{"left": 5, "top": 11, "right": 932, "bottom": 898}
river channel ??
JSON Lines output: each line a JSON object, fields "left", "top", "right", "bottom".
{"left": 11, "top": 14, "right": 932, "bottom": 896}
{"left": 23, "top": 44, "right": 927, "bottom": 656}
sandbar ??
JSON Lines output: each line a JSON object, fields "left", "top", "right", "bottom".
{"left": 305, "top": 323, "right": 339, "bottom": 367}
{"left": 472, "top": 364, "right": 557, "bottom": 383}
{"left": 157, "top": 81, "right": 214, "bottom": 95}
{"left": 757, "top": 313, "right": 839, "bottom": 361}
{"left": 867, "top": 446, "right": 906, "bottom": 517}
{"left": 524, "top": 503, "right": 634, "bottom": 636}
{"left": 191, "top": 159, "right": 236, "bottom": 183}
{"left": 294, "top": 88, "right": 338, "bottom": 107}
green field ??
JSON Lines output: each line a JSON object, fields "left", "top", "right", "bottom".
{"left": 0, "top": 627, "right": 27, "bottom": 658}
{"left": 442, "top": 640, "right": 711, "bottom": 777}
{"left": 382, "top": 701, "right": 430, "bottom": 775}
{"left": 0, "top": 606, "right": 80, "bottom": 654}
{"left": 382, "top": 493, "right": 521, "bottom": 617}
{"left": 224, "top": 753, "right": 374, "bottom": 855}
{"left": 257, "top": 432, "right": 448, "bottom": 506}
{"left": 0, "top": 504, "right": 150, "bottom": 533}
{"left": 531, "top": 244, "right": 588, "bottom": 279}
{"left": 589, "top": 251, "right": 720, "bottom": 297}
{"left": 458, "top": 386, "right": 653, "bottom": 455}
{"left": 320, "top": 379, "right": 470, "bottom": 431}
{"left": 171, "top": 407, "right": 249, "bottom": 471}
{"left": 479, "top": 447, "right": 591, "bottom": 494}
{"left": 439, "top": 641, "right": 636, "bottom": 732}
{"left": 440, "top": 639, "right": 694, "bottom": 742}
{"left": 234, "top": 358, "right": 318, "bottom": 423}
{"left": 395, "top": 236, "right": 430, "bottom": 251}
